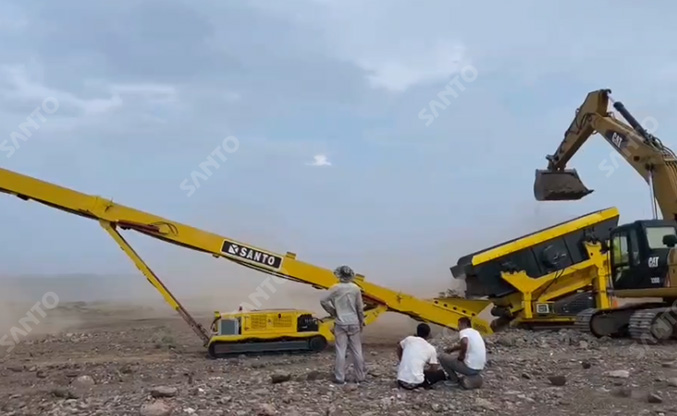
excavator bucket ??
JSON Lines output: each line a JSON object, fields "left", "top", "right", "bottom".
{"left": 533, "top": 169, "right": 593, "bottom": 201}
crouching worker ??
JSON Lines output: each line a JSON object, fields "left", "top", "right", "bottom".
{"left": 396, "top": 323, "right": 447, "bottom": 389}
{"left": 439, "top": 317, "right": 486, "bottom": 388}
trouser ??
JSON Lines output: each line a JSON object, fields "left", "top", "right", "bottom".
{"left": 333, "top": 323, "right": 365, "bottom": 382}
{"left": 397, "top": 369, "right": 447, "bottom": 390}
{"left": 439, "top": 353, "right": 481, "bottom": 383}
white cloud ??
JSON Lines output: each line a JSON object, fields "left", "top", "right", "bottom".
{"left": 306, "top": 154, "right": 332, "bottom": 167}
{"left": 110, "top": 84, "right": 175, "bottom": 95}
{"left": 359, "top": 41, "right": 468, "bottom": 93}
{"left": 0, "top": 64, "right": 123, "bottom": 115}
{"left": 250, "top": 1, "right": 471, "bottom": 93}
{"left": 0, "top": 63, "right": 191, "bottom": 131}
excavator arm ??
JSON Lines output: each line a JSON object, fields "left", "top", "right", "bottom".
{"left": 0, "top": 167, "right": 493, "bottom": 339}
{"left": 534, "top": 88, "right": 677, "bottom": 220}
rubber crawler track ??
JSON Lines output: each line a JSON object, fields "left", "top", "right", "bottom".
{"left": 574, "top": 308, "right": 597, "bottom": 335}
{"left": 628, "top": 308, "right": 673, "bottom": 343}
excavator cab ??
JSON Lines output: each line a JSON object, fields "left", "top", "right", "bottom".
{"left": 533, "top": 169, "right": 594, "bottom": 201}
{"left": 609, "top": 220, "right": 677, "bottom": 291}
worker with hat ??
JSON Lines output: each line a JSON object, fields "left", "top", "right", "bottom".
{"left": 320, "top": 265, "right": 366, "bottom": 384}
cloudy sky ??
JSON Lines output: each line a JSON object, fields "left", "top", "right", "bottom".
{"left": 1, "top": 1, "right": 676, "bottom": 295}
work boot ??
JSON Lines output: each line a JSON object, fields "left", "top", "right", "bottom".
{"left": 331, "top": 376, "right": 345, "bottom": 385}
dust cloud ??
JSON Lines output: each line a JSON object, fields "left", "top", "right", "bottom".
{"left": 0, "top": 278, "right": 83, "bottom": 340}
{"left": 1, "top": 200, "right": 584, "bottom": 342}
{"left": 0, "top": 279, "right": 34, "bottom": 336}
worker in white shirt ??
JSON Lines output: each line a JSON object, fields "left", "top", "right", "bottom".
{"left": 396, "top": 323, "right": 447, "bottom": 389}
{"left": 438, "top": 317, "right": 486, "bottom": 385}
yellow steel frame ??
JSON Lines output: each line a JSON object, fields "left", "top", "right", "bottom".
{"left": 101, "top": 220, "right": 211, "bottom": 344}
{"left": 463, "top": 207, "right": 618, "bottom": 327}
{"left": 0, "top": 167, "right": 494, "bottom": 343}
{"left": 499, "top": 242, "right": 612, "bottom": 326}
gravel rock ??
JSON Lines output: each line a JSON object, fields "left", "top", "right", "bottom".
{"left": 72, "top": 374, "right": 95, "bottom": 387}
{"left": 150, "top": 386, "right": 178, "bottom": 398}
{"left": 271, "top": 372, "right": 292, "bottom": 384}
{"left": 50, "top": 387, "right": 77, "bottom": 399}
{"left": 4, "top": 302, "right": 677, "bottom": 416}
{"left": 306, "top": 370, "right": 324, "bottom": 381}
{"left": 647, "top": 392, "right": 663, "bottom": 403}
{"left": 611, "top": 387, "right": 633, "bottom": 398}
{"left": 258, "top": 403, "right": 277, "bottom": 415}
{"left": 140, "top": 400, "right": 173, "bottom": 416}
{"left": 548, "top": 375, "right": 567, "bottom": 386}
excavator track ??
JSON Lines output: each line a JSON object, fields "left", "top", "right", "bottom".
{"left": 628, "top": 308, "right": 676, "bottom": 343}
{"left": 574, "top": 308, "right": 597, "bottom": 335}
{"left": 575, "top": 303, "right": 671, "bottom": 339}
{"left": 574, "top": 307, "right": 627, "bottom": 337}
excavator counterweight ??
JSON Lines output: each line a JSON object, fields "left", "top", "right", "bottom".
{"left": 533, "top": 169, "right": 593, "bottom": 201}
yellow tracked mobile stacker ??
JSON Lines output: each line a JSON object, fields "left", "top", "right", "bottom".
{"left": 0, "top": 167, "right": 619, "bottom": 356}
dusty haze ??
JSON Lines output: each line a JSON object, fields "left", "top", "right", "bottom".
{"left": 0, "top": 201, "right": 584, "bottom": 339}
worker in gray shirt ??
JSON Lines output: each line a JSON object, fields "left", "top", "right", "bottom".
{"left": 320, "top": 265, "right": 366, "bottom": 384}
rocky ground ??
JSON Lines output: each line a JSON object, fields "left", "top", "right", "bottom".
{"left": 1, "top": 305, "right": 677, "bottom": 415}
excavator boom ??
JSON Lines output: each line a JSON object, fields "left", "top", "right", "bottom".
{"left": 534, "top": 89, "right": 611, "bottom": 201}
{"left": 533, "top": 88, "right": 677, "bottom": 343}
{"left": 534, "top": 88, "right": 677, "bottom": 220}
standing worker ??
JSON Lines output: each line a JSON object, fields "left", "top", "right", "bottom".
{"left": 320, "top": 265, "right": 366, "bottom": 384}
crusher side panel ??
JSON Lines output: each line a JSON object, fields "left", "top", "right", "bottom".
{"left": 451, "top": 207, "right": 620, "bottom": 299}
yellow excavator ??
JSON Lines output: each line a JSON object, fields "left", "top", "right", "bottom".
{"left": 534, "top": 88, "right": 677, "bottom": 342}
{"left": 0, "top": 166, "right": 624, "bottom": 356}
